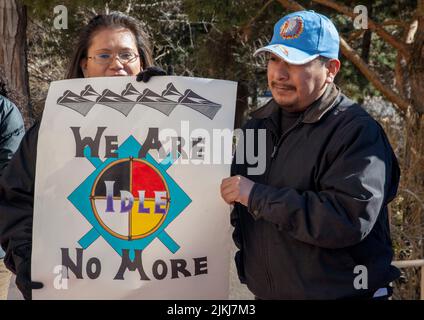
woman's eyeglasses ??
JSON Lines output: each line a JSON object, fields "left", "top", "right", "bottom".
{"left": 88, "top": 51, "right": 139, "bottom": 65}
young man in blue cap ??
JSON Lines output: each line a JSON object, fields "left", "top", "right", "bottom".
{"left": 221, "top": 10, "right": 400, "bottom": 299}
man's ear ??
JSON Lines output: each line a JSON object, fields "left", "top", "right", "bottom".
{"left": 325, "top": 59, "right": 341, "bottom": 84}
{"left": 80, "top": 58, "right": 88, "bottom": 77}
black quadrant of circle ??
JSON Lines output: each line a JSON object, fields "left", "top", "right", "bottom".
{"left": 94, "top": 160, "right": 131, "bottom": 197}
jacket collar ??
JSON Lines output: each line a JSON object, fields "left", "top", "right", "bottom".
{"left": 250, "top": 83, "right": 341, "bottom": 126}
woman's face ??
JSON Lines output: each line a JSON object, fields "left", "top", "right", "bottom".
{"left": 80, "top": 27, "right": 142, "bottom": 78}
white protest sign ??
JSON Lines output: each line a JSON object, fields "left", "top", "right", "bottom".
{"left": 32, "top": 76, "right": 236, "bottom": 299}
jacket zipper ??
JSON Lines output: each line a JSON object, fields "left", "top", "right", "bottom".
{"left": 262, "top": 116, "right": 304, "bottom": 297}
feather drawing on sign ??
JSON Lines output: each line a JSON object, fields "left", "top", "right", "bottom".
{"left": 178, "top": 90, "right": 221, "bottom": 120}
{"left": 56, "top": 82, "right": 222, "bottom": 119}
{"left": 57, "top": 90, "right": 96, "bottom": 116}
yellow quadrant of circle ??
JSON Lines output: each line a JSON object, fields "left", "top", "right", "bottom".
{"left": 130, "top": 199, "right": 167, "bottom": 239}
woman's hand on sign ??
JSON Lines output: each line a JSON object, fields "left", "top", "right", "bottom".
{"left": 136, "top": 66, "right": 167, "bottom": 82}
{"left": 12, "top": 242, "right": 44, "bottom": 300}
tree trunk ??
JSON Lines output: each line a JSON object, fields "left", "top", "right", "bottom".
{"left": 409, "top": 13, "right": 424, "bottom": 114}
{"left": 400, "top": 110, "right": 424, "bottom": 300}
{"left": 403, "top": 111, "right": 424, "bottom": 199}
{"left": 0, "top": 0, "right": 30, "bottom": 122}
{"left": 404, "top": 4, "right": 424, "bottom": 261}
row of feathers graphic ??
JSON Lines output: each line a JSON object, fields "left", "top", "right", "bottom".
{"left": 57, "top": 82, "right": 221, "bottom": 119}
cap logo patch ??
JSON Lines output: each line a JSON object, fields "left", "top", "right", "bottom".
{"left": 280, "top": 16, "right": 304, "bottom": 39}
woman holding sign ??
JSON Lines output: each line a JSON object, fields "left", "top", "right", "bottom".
{"left": 0, "top": 11, "right": 166, "bottom": 300}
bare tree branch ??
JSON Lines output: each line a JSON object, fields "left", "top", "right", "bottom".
{"left": 276, "top": 0, "right": 304, "bottom": 11}
{"left": 126, "top": 1, "right": 132, "bottom": 14}
{"left": 311, "top": 0, "right": 411, "bottom": 60}
{"left": 395, "top": 54, "right": 406, "bottom": 98}
{"left": 347, "top": 29, "right": 366, "bottom": 41}
{"left": 381, "top": 19, "right": 409, "bottom": 28}
{"left": 394, "top": 19, "right": 416, "bottom": 98}
{"left": 340, "top": 37, "right": 409, "bottom": 116}
{"left": 239, "top": 0, "right": 274, "bottom": 40}
{"left": 406, "top": 19, "right": 418, "bottom": 44}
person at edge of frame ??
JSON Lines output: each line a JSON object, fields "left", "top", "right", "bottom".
{"left": 0, "top": 11, "right": 168, "bottom": 300}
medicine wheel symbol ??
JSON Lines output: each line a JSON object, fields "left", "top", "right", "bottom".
{"left": 90, "top": 157, "right": 170, "bottom": 240}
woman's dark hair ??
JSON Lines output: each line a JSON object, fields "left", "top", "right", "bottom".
{"left": 66, "top": 12, "right": 154, "bottom": 79}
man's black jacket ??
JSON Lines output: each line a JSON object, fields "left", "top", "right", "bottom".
{"left": 231, "top": 84, "right": 401, "bottom": 299}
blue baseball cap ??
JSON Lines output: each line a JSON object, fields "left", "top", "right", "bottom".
{"left": 254, "top": 10, "right": 340, "bottom": 65}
